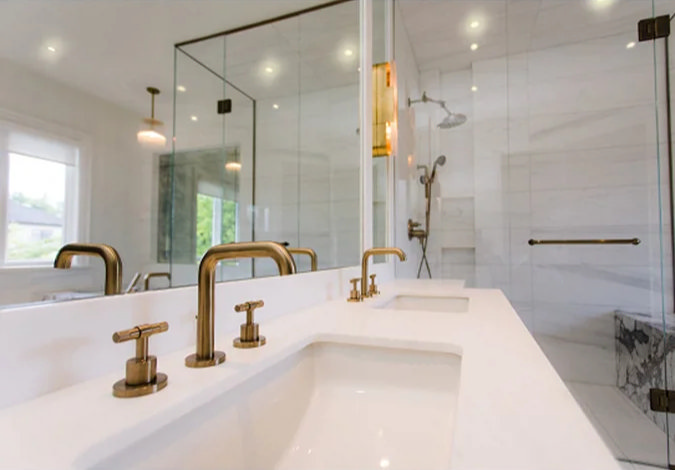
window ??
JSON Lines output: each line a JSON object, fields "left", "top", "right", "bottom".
{"left": 195, "top": 182, "right": 238, "bottom": 262}
{"left": 0, "top": 124, "right": 81, "bottom": 267}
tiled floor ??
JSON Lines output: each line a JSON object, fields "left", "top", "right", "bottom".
{"left": 619, "top": 463, "right": 669, "bottom": 470}
{"left": 535, "top": 335, "right": 673, "bottom": 469}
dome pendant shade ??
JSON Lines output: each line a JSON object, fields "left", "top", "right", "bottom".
{"left": 137, "top": 87, "right": 166, "bottom": 147}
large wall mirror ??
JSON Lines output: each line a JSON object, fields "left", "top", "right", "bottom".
{"left": 0, "top": 0, "right": 365, "bottom": 308}
{"left": 170, "top": 0, "right": 361, "bottom": 286}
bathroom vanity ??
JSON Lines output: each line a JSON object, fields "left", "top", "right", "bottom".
{"left": 0, "top": 279, "right": 621, "bottom": 470}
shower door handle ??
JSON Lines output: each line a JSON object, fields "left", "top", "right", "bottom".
{"left": 528, "top": 238, "right": 641, "bottom": 246}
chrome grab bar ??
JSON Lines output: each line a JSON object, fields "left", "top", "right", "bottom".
{"left": 528, "top": 238, "right": 641, "bottom": 246}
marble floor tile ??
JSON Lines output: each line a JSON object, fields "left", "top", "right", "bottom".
{"left": 567, "top": 381, "right": 671, "bottom": 467}
{"left": 536, "top": 334, "right": 615, "bottom": 385}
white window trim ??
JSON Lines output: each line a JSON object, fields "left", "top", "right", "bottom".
{"left": 0, "top": 108, "right": 92, "bottom": 270}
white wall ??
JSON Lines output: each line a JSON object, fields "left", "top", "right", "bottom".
{"left": 0, "top": 59, "right": 162, "bottom": 305}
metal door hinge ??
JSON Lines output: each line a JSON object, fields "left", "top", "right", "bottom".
{"left": 649, "top": 388, "right": 675, "bottom": 412}
{"left": 217, "top": 99, "right": 232, "bottom": 114}
{"left": 638, "top": 15, "right": 671, "bottom": 42}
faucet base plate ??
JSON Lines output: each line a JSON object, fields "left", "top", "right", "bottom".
{"left": 233, "top": 336, "right": 266, "bottom": 349}
{"left": 112, "top": 372, "right": 168, "bottom": 398}
{"left": 184, "top": 351, "right": 226, "bottom": 368}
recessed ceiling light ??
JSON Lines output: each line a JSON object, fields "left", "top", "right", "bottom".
{"left": 265, "top": 66, "right": 274, "bottom": 74}
{"left": 471, "top": 43, "right": 479, "bottom": 51}
{"left": 190, "top": 115, "right": 198, "bottom": 121}
{"left": 273, "top": 104, "right": 279, "bottom": 109}
{"left": 471, "top": 85, "right": 478, "bottom": 92}
{"left": 588, "top": 0, "right": 615, "bottom": 10}
{"left": 344, "top": 49, "right": 353, "bottom": 57}
{"left": 176, "top": 85, "right": 186, "bottom": 92}
{"left": 626, "top": 41, "right": 636, "bottom": 49}
{"left": 47, "top": 45, "right": 56, "bottom": 53}
{"left": 470, "top": 21, "right": 480, "bottom": 29}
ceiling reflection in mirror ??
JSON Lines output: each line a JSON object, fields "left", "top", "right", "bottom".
{"left": 0, "top": 0, "right": 361, "bottom": 308}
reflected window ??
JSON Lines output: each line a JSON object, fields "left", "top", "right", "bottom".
{"left": 0, "top": 126, "right": 80, "bottom": 267}
{"left": 195, "top": 182, "right": 238, "bottom": 262}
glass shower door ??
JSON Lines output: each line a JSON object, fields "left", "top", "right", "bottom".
{"left": 503, "top": 1, "right": 672, "bottom": 467}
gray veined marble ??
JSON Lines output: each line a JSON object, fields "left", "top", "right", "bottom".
{"left": 615, "top": 311, "right": 675, "bottom": 434}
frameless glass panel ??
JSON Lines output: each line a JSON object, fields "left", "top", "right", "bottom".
{"left": 223, "top": 16, "right": 302, "bottom": 276}
{"left": 298, "top": 2, "right": 360, "bottom": 272}
{"left": 170, "top": 37, "right": 255, "bottom": 286}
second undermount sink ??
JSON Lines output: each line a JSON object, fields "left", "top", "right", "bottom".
{"left": 85, "top": 342, "right": 461, "bottom": 470}
{"left": 378, "top": 295, "right": 470, "bottom": 313}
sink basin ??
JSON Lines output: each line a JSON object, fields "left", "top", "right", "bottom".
{"left": 378, "top": 295, "right": 469, "bottom": 313}
{"left": 89, "top": 342, "right": 461, "bottom": 470}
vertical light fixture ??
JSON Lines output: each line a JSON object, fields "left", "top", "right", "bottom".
{"left": 137, "top": 87, "right": 167, "bottom": 147}
{"left": 372, "top": 62, "right": 396, "bottom": 157}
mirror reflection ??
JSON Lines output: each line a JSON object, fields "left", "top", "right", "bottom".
{"left": 0, "top": 0, "right": 361, "bottom": 308}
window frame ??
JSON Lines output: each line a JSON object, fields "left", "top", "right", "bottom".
{"left": 0, "top": 110, "right": 91, "bottom": 270}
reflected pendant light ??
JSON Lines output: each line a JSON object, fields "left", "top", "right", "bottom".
{"left": 137, "top": 87, "right": 166, "bottom": 147}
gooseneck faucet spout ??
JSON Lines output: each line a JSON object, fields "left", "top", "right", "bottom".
{"left": 54, "top": 243, "right": 123, "bottom": 295}
{"left": 185, "top": 241, "right": 296, "bottom": 368}
{"left": 288, "top": 247, "right": 318, "bottom": 271}
{"left": 360, "top": 247, "right": 407, "bottom": 299}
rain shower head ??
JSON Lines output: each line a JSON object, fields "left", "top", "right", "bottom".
{"left": 438, "top": 113, "right": 467, "bottom": 129}
{"left": 408, "top": 91, "right": 468, "bottom": 130}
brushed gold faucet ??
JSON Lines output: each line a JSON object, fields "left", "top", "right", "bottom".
{"left": 288, "top": 247, "right": 318, "bottom": 271}
{"left": 112, "top": 322, "right": 168, "bottom": 398}
{"left": 54, "top": 243, "right": 123, "bottom": 295}
{"left": 185, "top": 241, "right": 296, "bottom": 368}
{"left": 360, "top": 247, "right": 407, "bottom": 299}
{"left": 143, "top": 272, "right": 171, "bottom": 291}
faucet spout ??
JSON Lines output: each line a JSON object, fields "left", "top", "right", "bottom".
{"left": 288, "top": 247, "right": 318, "bottom": 271}
{"left": 360, "top": 247, "right": 407, "bottom": 299}
{"left": 54, "top": 243, "right": 123, "bottom": 295}
{"left": 186, "top": 241, "right": 296, "bottom": 368}
{"left": 143, "top": 272, "right": 171, "bottom": 291}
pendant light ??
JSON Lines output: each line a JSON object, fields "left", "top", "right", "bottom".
{"left": 137, "top": 87, "right": 166, "bottom": 147}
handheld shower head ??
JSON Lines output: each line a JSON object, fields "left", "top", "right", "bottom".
{"left": 430, "top": 155, "right": 446, "bottom": 181}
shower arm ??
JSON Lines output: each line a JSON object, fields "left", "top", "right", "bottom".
{"left": 408, "top": 92, "right": 453, "bottom": 116}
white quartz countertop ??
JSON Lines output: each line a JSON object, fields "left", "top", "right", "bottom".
{"left": 0, "top": 280, "right": 620, "bottom": 470}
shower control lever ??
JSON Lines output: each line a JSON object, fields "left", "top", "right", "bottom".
{"left": 347, "top": 278, "right": 361, "bottom": 302}
{"left": 368, "top": 274, "right": 380, "bottom": 297}
{"left": 233, "top": 300, "right": 266, "bottom": 349}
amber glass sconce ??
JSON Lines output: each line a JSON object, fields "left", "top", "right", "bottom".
{"left": 372, "top": 62, "right": 397, "bottom": 157}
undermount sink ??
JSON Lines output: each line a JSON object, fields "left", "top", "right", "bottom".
{"left": 89, "top": 342, "right": 461, "bottom": 470}
{"left": 378, "top": 295, "right": 470, "bottom": 313}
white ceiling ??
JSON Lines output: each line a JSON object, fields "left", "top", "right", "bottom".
{"left": 0, "top": 0, "right": 333, "bottom": 120}
{"left": 399, "top": 0, "right": 675, "bottom": 73}
{"left": 4, "top": 0, "right": 675, "bottom": 124}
